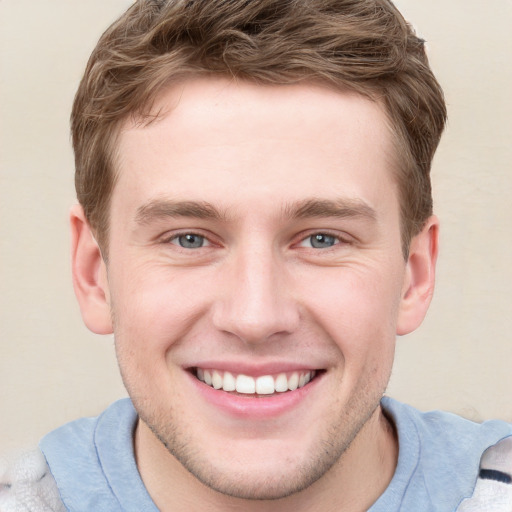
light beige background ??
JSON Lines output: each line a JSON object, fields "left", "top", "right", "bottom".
{"left": 1, "top": 0, "right": 511, "bottom": 454}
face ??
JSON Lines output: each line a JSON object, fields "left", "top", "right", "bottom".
{"left": 79, "top": 78, "right": 431, "bottom": 500}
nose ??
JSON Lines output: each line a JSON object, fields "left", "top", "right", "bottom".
{"left": 211, "top": 244, "right": 300, "bottom": 344}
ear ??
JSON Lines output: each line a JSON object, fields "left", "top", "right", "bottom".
{"left": 70, "top": 204, "right": 113, "bottom": 334}
{"left": 396, "top": 216, "right": 439, "bottom": 335}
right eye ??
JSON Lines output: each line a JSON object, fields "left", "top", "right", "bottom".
{"left": 169, "top": 233, "right": 210, "bottom": 249}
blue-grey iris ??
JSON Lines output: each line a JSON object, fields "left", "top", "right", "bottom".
{"left": 310, "top": 234, "right": 336, "bottom": 249}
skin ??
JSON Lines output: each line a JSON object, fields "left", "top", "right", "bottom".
{"left": 71, "top": 77, "right": 438, "bottom": 511}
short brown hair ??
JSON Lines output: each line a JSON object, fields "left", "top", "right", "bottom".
{"left": 72, "top": 0, "right": 447, "bottom": 256}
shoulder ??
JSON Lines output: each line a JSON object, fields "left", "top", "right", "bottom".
{"left": 380, "top": 397, "right": 512, "bottom": 511}
{"left": 0, "top": 449, "right": 66, "bottom": 512}
{"left": 383, "top": 396, "right": 512, "bottom": 450}
{"left": 38, "top": 399, "right": 148, "bottom": 512}
{"left": 383, "top": 396, "right": 512, "bottom": 475}
{"left": 40, "top": 398, "right": 136, "bottom": 463}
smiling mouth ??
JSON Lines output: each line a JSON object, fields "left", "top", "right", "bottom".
{"left": 192, "top": 368, "right": 321, "bottom": 396}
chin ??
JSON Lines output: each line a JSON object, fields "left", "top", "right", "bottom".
{"left": 139, "top": 405, "right": 359, "bottom": 501}
{"left": 164, "top": 446, "right": 335, "bottom": 501}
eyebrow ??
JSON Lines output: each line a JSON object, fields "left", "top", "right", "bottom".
{"left": 283, "top": 198, "right": 377, "bottom": 221}
{"left": 135, "top": 200, "right": 224, "bottom": 225}
{"left": 134, "top": 197, "right": 377, "bottom": 225}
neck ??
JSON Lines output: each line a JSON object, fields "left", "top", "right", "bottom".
{"left": 134, "top": 405, "right": 398, "bottom": 512}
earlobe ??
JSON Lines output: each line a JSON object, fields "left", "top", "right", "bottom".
{"left": 70, "top": 204, "right": 113, "bottom": 335}
{"left": 396, "top": 216, "right": 439, "bottom": 336}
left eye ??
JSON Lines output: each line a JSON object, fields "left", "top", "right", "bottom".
{"left": 301, "top": 233, "right": 339, "bottom": 249}
{"left": 171, "top": 233, "right": 209, "bottom": 249}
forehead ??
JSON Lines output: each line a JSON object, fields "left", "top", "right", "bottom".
{"left": 114, "top": 77, "right": 397, "bottom": 216}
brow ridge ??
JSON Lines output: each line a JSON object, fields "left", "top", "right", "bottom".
{"left": 284, "top": 198, "right": 377, "bottom": 220}
{"left": 135, "top": 197, "right": 376, "bottom": 225}
{"left": 135, "top": 199, "right": 223, "bottom": 224}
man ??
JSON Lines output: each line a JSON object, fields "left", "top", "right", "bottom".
{"left": 2, "top": 0, "right": 511, "bottom": 510}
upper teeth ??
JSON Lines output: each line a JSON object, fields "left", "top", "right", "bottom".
{"left": 196, "top": 369, "right": 316, "bottom": 395}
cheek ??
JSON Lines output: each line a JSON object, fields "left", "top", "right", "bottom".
{"left": 109, "top": 262, "right": 212, "bottom": 353}
{"left": 305, "top": 265, "right": 402, "bottom": 358}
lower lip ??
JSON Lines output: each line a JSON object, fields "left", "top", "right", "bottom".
{"left": 186, "top": 371, "right": 322, "bottom": 419}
